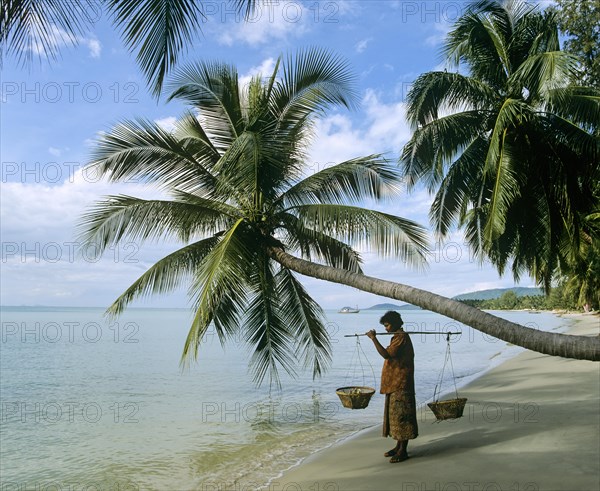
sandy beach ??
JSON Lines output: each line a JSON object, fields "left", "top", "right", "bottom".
{"left": 272, "top": 313, "right": 600, "bottom": 491}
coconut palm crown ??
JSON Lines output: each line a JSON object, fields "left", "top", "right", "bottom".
{"left": 78, "top": 48, "right": 429, "bottom": 387}
{"left": 401, "top": 0, "right": 600, "bottom": 290}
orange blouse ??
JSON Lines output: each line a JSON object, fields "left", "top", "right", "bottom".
{"left": 380, "top": 331, "right": 415, "bottom": 394}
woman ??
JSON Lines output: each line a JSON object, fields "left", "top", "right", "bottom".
{"left": 366, "top": 310, "right": 418, "bottom": 463}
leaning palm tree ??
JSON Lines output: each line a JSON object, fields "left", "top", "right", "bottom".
{"left": 401, "top": 0, "right": 600, "bottom": 290}
{"left": 0, "top": 0, "right": 256, "bottom": 96}
{"left": 79, "top": 48, "right": 599, "bottom": 378}
{"left": 79, "top": 48, "right": 430, "bottom": 385}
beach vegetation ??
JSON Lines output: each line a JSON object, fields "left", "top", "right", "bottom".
{"left": 552, "top": 0, "right": 600, "bottom": 88}
{"left": 401, "top": 0, "right": 600, "bottom": 293}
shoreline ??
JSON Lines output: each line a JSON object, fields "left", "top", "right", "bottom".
{"left": 269, "top": 313, "right": 600, "bottom": 491}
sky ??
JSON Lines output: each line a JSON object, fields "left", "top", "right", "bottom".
{"left": 0, "top": 0, "right": 553, "bottom": 309}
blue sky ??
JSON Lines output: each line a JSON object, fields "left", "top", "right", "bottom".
{"left": 0, "top": 1, "right": 552, "bottom": 309}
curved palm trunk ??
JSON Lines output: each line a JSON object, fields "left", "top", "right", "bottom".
{"left": 268, "top": 247, "right": 600, "bottom": 361}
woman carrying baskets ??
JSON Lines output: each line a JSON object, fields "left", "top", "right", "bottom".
{"left": 366, "top": 311, "right": 418, "bottom": 463}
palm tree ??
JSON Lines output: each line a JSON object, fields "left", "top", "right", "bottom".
{"left": 0, "top": 0, "right": 256, "bottom": 96}
{"left": 78, "top": 48, "right": 431, "bottom": 385}
{"left": 79, "top": 48, "right": 599, "bottom": 382}
{"left": 562, "top": 209, "right": 600, "bottom": 311}
{"left": 400, "top": 0, "right": 600, "bottom": 290}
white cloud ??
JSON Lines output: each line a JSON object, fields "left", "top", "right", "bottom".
{"left": 355, "top": 38, "right": 373, "bottom": 53}
{"left": 425, "top": 22, "right": 451, "bottom": 47}
{"left": 239, "top": 58, "right": 278, "bottom": 93}
{"left": 363, "top": 89, "right": 412, "bottom": 152}
{"left": 0, "top": 169, "right": 182, "bottom": 306}
{"left": 84, "top": 37, "right": 102, "bottom": 58}
{"left": 307, "top": 88, "right": 413, "bottom": 170}
{"left": 48, "top": 147, "right": 62, "bottom": 157}
{"left": 154, "top": 116, "right": 178, "bottom": 132}
{"left": 25, "top": 25, "right": 101, "bottom": 59}
{"left": 214, "top": 2, "right": 310, "bottom": 47}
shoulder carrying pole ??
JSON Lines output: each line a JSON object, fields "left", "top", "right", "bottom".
{"left": 344, "top": 331, "right": 462, "bottom": 337}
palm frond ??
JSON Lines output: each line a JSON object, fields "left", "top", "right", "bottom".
{"left": 107, "top": 0, "right": 205, "bottom": 97}
{"left": 1, "top": 0, "right": 92, "bottom": 66}
{"left": 78, "top": 195, "right": 238, "bottom": 253}
{"left": 443, "top": 1, "right": 514, "bottom": 87}
{"left": 276, "top": 268, "right": 331, "bottom": 379}
{"left": 278, "top": 212, "right": 363, "bottom": 273}
{"left": 429, "top": 137, "right": 488, "bottom": 237}
{"left": 106, "top": 236, "right": 220, "bottom": 318}
{"left": 484, "top": 128, "right": 521, "bottom": 241}
{"left": 509, "top": 51, "right": 580, "bottom": 100}
{"left": 483, "top": 98, "right": 531, "bottom": 175}
{"left": 401, "top": 111, "right": 489, "bottom": 191}
{"left": 166, "top": 60, "right": 244, "bottom": 149}
{"left": 88, "top": 118, "right": 219, "bottom": 194}
{"left": 292, "top": 204, "right": 429, "bottom": 268}
{"left": 279, "top": 156, "right": 401, "bottom": 208}
{"left": 406, "top": 71, "right": 497, "bottom": 127}
{"left": 173, "top": 111, "right": 223, "bottom": 166}
{"left": 244, "top": 257, "right": 296, "bottom": 388}
{"left": 544, "top": 88, "right": 600, "bottom": 131}
{"left": 272, "top": 47, "right": 358, "bottom": 124}
{"left": 182, "top": 218, "right": 253, "bottom": 364}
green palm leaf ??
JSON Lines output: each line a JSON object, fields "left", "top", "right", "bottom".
{"left": 406, "top": 71, "right": 497, "bottom": 127}
{"left": 166, "top": 60, "right": 244, "bottom": 148}
{"left": 89, "top": 118, "right": 219, "bottom": 194}
{"left": 273, "top": 47, "right": 358, "bottom": 121}
{"left": 106, "top": 237, "right": 220, "bottom": 318}
{"left": 107, "top": 0, "right": 205, "bottom": 97}
{"left": 276, "top": 268, "right": 332, "bottom": 379}
{"left": 278, "top": 212, "right": 363, "bottom": 273}
{"left": 1, "top": 0, "right": 93, "bottom": 66}
{"left": 402, "top": 111, "right": 489, "bottom": 191}
{"left": 292, "top": 204, "right": 429, "bottom": 267}
{"left": 429, "top": 137, "right": 488, "bottom": 237}
{"left": 245, "top": 256, "right": 296, "bottom": 388}
{"left": 183, "top": 219, "right": 253, "bottom": 362}
{"left": 279, "top": 156, "right": 401, "bottom": 207}
{"left": 78, "top": 195, "right": 238, "bottom": 252}
{"left": 510, "top": 51, "right": 580, "bottom": 100}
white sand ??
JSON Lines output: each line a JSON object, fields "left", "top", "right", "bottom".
{"left": 271, "top": 313, "right": 600, "bottom": 491}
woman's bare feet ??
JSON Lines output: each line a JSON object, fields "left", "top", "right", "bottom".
{"left": 389, "top": 452, "right": 409, "bottom": 463}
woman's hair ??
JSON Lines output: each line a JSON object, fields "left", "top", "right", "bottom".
{"left": 379, "top": 310, "right": 403, "bottom": 330}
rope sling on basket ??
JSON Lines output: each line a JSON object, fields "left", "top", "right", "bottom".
{"left": 336, "top": 336, "right": 377, "bottom": 410}
{"left": 428, "top": 333, "right": 467, "bottom": 421}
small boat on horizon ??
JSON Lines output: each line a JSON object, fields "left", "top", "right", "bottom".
{"left": 338, "top": 306, "right": 360, "bottom": 313}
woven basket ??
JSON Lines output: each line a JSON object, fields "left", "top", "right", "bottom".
{"left": 427, "top": 397, "right": 467, "bottom": 420}
{"left": 336, "top": 386, "right": 376, "bottom": 409}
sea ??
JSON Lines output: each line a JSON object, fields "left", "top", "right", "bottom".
{"left": 0, "top": 306, "right": 570, "bottom": 490}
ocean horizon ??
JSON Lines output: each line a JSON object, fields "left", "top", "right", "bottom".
{"left": 0, "top": 306, "right": 570, "bottom": 490}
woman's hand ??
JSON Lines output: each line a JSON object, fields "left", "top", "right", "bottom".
{"left": 365, "top": 329, "right": 377, "bottom": 340}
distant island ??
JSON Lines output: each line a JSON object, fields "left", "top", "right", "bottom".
{"left": 362, "top": 288, "right": 545, "bottom": 312}
{"left": 364, "top": 303, "right": 421, "bottom": 311}
{"left": 452, "top": 287, "right": 543, "bottom": 301}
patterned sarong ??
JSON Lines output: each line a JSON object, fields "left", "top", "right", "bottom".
{"left": 383, "top": 390, "right": 418, "bottom": 440}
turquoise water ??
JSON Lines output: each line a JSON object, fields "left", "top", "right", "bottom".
{"left": 0, "top": 307, "right": 568, "bottom": 490}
